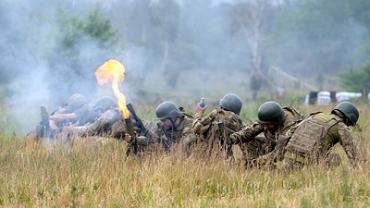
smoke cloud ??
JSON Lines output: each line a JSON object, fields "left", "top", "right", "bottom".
{"left": 1, "top": 0, "right": 369, "bottom": 133}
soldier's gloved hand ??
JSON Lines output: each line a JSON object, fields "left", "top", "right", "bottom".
{"left": 124, "top": 133, "right": 133, "bottom": 143}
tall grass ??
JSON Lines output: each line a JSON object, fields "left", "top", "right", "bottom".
{"left": 0, "top": 105, "right": 369, "bottom": 207}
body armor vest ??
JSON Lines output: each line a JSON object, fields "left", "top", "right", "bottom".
{"left": 285, "top": 112, "right": 339, "bottom": 157}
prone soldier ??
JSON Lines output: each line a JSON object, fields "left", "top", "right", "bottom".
{"left": 35, "top": 93, "right": 90, "bottom": 140}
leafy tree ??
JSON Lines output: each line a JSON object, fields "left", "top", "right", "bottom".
{"left": 56, "top": 6, "right": 118, "bottom": 55}
{"left": 48, "top": 6, "right": 118, "bottom": 100}
{"left": 340, "top": 61, "right": 370, "bottom": 96}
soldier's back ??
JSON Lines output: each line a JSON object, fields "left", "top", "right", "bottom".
{"left": 284, "top": 112, "right": 343, "bottom": 167}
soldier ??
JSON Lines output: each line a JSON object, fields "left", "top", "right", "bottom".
{"left": 65, "top": 97, "right": 152, "bottom": 141}
{"left": 282, "top": 101, "right": 359, "bottom": 169}
{"left": 192, "top": 93, "right": 245, "bottom": 161}
{"left": 230, "top": 101, "right": 303, "bottom": 168}
{"left": 35, "top": 93, "right": 90, "bottom": 139}
{"left": 64, "top": 96, "right": 120, "bottom": 137}
{"left": 125, "top": 101, "right": 197, "bottom": 154}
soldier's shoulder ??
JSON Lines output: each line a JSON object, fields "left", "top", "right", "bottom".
{"left": 336, "top": 121, "right": 350, "bottom": 130}
{"left": 312, "top": 112, "right": 341, "bottom": 124}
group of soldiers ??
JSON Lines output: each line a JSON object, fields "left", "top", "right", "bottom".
{"left": 33, "top": 92, "right": 361, "bottom": 170}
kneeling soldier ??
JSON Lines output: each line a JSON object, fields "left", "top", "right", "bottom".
{"left": 230, "top": 101, "right": 303, "bottom": 168}
{"left": 283, "top": 101, "right": 359, "bottom": 169}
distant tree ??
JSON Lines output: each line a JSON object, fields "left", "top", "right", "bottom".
{"left": 231, "top": 0, "right": 277, "bottom": 89}
{"left": 340, "top": 61, "right": 370, "bottom": 96}
{"left": 57, "top": 6, "right": 117, "bottom": 53}
{"left": 49, "top": 6, "right": 118, "bottom": 99}
{"left": 270, "top": 0, "right": 370, "bottom": 76}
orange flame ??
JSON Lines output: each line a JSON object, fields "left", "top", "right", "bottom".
{"left": 95, "top": 59, "right": 130, "bottom": 119}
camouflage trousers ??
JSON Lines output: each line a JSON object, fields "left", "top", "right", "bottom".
{"left": 240, "top": 136, "right": 275, "bottom": 168}
{"left": 282, "top": 150, "right": 342, "bottom": 170}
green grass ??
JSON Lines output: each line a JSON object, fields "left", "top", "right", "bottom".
{"left": 0, "top": 104, "right": 369, "bottom": 207}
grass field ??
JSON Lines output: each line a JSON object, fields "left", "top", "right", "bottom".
{"left": 0, "top": 103, "right": 369, "bottom": 207}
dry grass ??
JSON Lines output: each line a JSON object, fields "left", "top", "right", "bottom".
{"left": 0, "top": 105, "right": 369, "bottom": 207}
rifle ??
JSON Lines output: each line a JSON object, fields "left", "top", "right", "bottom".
{"left": 126, "top": 103, "right": 148, "bottom": 136}
{"left": 125, "top": 103, "right": 148, "bottom": 156}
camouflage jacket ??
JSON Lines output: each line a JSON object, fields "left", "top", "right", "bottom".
{"left": 230, "top": 107, "right": 303, "bottom": 161}
{"left": 154, "top": 116, "right": 196, "bottom": 152}
{"left": 284, "top": 112, "right": 358, "bottom": 167}
{"left": 71, "top": 108, "right": 152, "bottom": 139}
{"left": 193, "top": 108, "right": 245, "bottom": 157}
{"left": 132, "top": 115, "right": 196, "bottom": 153}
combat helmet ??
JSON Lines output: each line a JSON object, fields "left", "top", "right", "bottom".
{"left": 219, "top": 93, "right": 243, "bottom": 115}
{"left": 332, "top": 101, "right": 359, "bottom": 125}
{"left": 257, "top": 101, "right": 284, "bottom": 125}
{"left": 156, "top": 101, "right": 183, "bottom": 121}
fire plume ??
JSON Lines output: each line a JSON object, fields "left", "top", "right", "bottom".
{"left": 95, "top": 59, "right": 130, "bottom": 119}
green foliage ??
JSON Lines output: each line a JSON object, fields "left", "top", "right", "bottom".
{"left": 340, "top": 61, "right": 370, "bottom": 94}
{"left": 0, "top": 104, "right": 369, "bottom": 207}
{"left": 48, "top": 6, "right": 119, "bottom": 100}
{"left": 57, "top": 6, "right": 117, "bottom": 49}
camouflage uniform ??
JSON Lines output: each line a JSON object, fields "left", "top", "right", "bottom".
{"left": 282, "top": 112, "right": 358, "bottom": 169}
{"left": 230, "top": 107, "right": 303, "bottom": 167}
{"left": 71, "top": 108, "right": 121, "bottom": 137}
{"left": 155, "top": 115, "right": 196, "bottom": 153}
{"left": 35, "top": 94, "right": 90, "bottom": 139}
{"left": 193, "top": 108, "right": 245, "bottom": 160}
{"left": 131, "top": 115, "right": 196, "bottom": 153}
{"left": 71, "top": 108, "right": 153, "bottom": 140}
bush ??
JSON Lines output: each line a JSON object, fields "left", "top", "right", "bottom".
{"left": 340, "top": 61, "right": 370, "bottom": 95}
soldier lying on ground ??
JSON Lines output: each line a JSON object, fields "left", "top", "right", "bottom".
{"left": 124, "top": 101, "right": 197, "bottom": 155}
{"left": 192, "top": 93, "right": 246, "bottom": 162}
{"left": 34, "top": 93, "right": 90, "bottom": 140}
{"left": 281, "top": 101, "right": 360, "bottom": 169}
{"left": 64, "top": 97, "right": 153, "bottom": 142}
{"left": 230, "top": 101, "right": 304, "bottom": 168}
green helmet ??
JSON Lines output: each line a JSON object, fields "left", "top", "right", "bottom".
{"left": 332, "top": 101, "right": 359, "bottom": 125}
{"left": 257, "top": 101, "right": 284, "bottom": 125}
{"left": 219, "top": 93, "right": 243, "bottom": 115}
{"left": 156, "top": 101, "right": 183, "bottom": 121}
{"left": 66, "top": 94, "right": 87, "bottom": 111}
